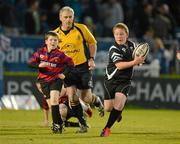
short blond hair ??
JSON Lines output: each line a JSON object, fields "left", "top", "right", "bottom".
{"left": 45, "top": 31, "right": 59, "bottom": 40}
{"left": 112, "top": 23, "right": 129, "bottom": 35}
{"left": 59, "top": 6, "right": 74, "bottom": 16}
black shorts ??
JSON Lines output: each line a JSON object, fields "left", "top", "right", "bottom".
{"left": 39, "top": 78, "right": 63, "bottom": 99}
{"left": 66, "top": 107, "right": 76, "bottom": 120}
{"left": 104, "top": 78, "right": 131, "bottom": 100}
{"left": 64, "top": 62, "right": 93, "bottom": 89}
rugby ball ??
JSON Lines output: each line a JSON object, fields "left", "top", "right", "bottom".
{"left": 132, "top": 43, "right": 149, "bottom": 58}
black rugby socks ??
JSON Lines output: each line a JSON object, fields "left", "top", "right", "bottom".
{"left": 51, "top": 105, "right": 63, "bottom": 125}
{"left": 104, "top": 108, "right": 122, "bottom": 129}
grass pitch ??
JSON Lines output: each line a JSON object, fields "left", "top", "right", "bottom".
{"left": 0, "top": 109, "right": 180, "bottom": 144}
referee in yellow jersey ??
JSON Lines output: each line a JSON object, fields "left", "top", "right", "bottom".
{"left": 53, "top": 6, "right": 104, "bottom": 133}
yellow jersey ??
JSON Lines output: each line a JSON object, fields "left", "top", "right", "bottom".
{"left": 54, "top": 23, "right": 97, "bottom": 66}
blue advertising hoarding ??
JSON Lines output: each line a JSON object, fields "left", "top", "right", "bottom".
{"left": 1, "top": 35, "right": 43, "bottom": 71}
{"left": 3, "top": 75, "right": 180, "bottom": 110}
{"left": 1, "top": 35, "right": 111, "bottom": 72}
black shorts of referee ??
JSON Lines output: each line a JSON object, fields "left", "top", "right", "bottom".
{"left": 64, "top": 62, "right": 93, "bottom": 89}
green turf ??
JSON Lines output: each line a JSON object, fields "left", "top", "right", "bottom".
{"left": 0, "top": 109, "right": 180, "bottom": 144}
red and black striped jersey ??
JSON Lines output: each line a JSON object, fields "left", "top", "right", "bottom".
{"left": 29, "top": 46, "right": 74, "bottom": 82}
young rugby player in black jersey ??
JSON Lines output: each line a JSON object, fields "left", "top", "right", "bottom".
{"left": 100, "top": 23, "right": 145, "bottom": 137}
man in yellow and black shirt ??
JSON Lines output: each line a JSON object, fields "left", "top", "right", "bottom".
{"left": 54, "top": 22, "right": 97, "bottom": 67}
{"left": 53, "top": 6, "right": 104, "bottom": 133}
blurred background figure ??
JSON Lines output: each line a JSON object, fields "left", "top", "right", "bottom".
{"left": 177, "top": 50, "right": 180, "bottom": 60}
{"left": 24, "top": 0, "right": 41, "bottom": 35}
{"left": 133, "top": 2, "right": 154, "bottom": 38}
{"left": 39, "top": 10, "right": 50, "bottom": 34}
{"left": 14, "top": 0, "right": 27, "bottom": 34}
{"left": 83, "top": 16, "right": 96, "bottom": 36}
{"left": 141, "top": 27, "right": 154, "bottom": 64}
{"left": 0, "top": 1, "right": 19, "bottom": 35}
{"left": 153, "top": 3, "right": 176, "bottom": 40}
{"left": 100, "top": 0, "right": 124, "bottom": 37}
{"left": 142, "top": 28, "right": 154, "bottom": 49}
{"left": 149, "top": 37, "right": 171, "bottom": 74}
{"left": 46, "top": 2, "right": 61, "bottom": 30}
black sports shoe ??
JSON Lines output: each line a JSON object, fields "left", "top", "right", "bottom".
{"left": 76, "top": 125, "right": 88, "bottom": 133}
{"left": 98, "top": 106, "right": 104, "bottom": 117}
{"left": 51, "top": 123, "right": 63, "bottom": 134}
{"left": 95, "top": 96, "right": 104, "bottom": 117}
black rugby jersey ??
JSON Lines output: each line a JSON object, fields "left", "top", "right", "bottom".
{"left": 105, "top": 40, "right": 136, "bottom": 80}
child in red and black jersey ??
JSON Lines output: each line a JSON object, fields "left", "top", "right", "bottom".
{"left": 29, "top": 31, "right": 74, "bottom": 133}
{"left": 29, "top": 35, "right": 74, "bottom": 83}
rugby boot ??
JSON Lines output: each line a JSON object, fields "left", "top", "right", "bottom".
{"left": 100, "top": 127, "right": 110, "bottom": 137}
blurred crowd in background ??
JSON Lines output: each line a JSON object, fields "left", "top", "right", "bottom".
{"left": 0, "top": 0, "right": 179, "bottom": 38}
{"left": 0, "top": 0, "right": 179, "bottom": 74}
